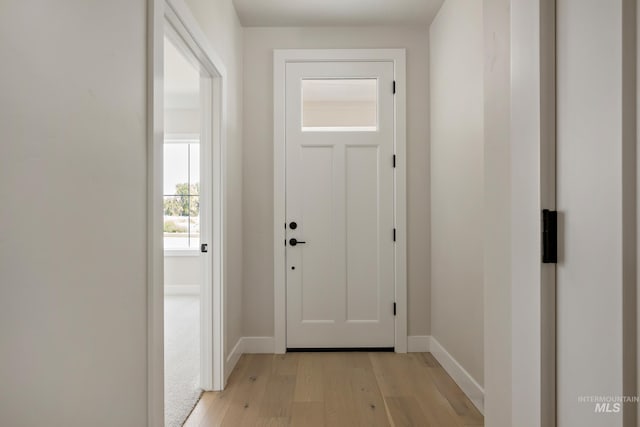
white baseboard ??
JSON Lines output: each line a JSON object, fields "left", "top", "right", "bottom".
{"left": 225, "top": 337, "right": 243, "bottom": 382}
{"left": 242, "top": 336, "right": 275, "bottom": 353}
{"left": 407, "top": 335, "right": 431, "bottom": 352}
{"left": 224, "top": 336, "right": 275, "bottom": 381}
{"left": 430, "top": 337, "right": 484, "bottom": 414}
{"left": 164, "top": 285, "right": 200, "bottom": 296}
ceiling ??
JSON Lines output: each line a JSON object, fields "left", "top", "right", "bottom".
{"left": 232, "top": 0, "right": 444, "bottom": 27}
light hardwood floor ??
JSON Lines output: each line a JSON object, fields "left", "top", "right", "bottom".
{"left": 184, "top": 352, "right": 483, "bottom": 427}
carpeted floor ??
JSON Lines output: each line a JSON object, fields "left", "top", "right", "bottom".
{"left": 165, "top": 295, "right": 201, "bottom": 427}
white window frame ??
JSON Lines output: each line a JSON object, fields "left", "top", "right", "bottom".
{"left": 148, "top": 0, "right": 227, "bottom": 424}
{"left": 273, "top": 49, "right": 408, "bottom": 354}
{"left": 163, "top": 133, "right": 201, "bottom": 257}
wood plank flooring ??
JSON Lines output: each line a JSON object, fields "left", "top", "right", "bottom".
{"left": 184, "top": 352, "right": 483, "bottom": 427}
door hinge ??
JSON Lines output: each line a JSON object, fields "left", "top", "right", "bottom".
{"left": 200, "top": 243, "right": 208, "bottom": 253}
{"left": 393, "top": 80, "right": 396, "bottom": 94}
{"left": 542, "top": 209, "right": 557, "bottom": 263}
{"left": 393, "top": 302, "right": 396, "bottom": 316}
{"left": 393, "top": 228, "right": 396, "bottom": 242}
{"left": 393, "top": 154, "right": 396, "bottom": 168}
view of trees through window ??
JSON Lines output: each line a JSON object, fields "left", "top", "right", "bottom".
{"left": 164, "top": 142, "right": 200, "bottom": 249}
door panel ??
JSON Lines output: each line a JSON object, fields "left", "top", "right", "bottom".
{"left": 300, "top": 145, "right": 335, "bottom": 322}
{"left": 286, "top": 61, "right": 395, "bottom": 348}
{"left": 556, "top": 0, "right": 631, "bottom": 425}
{"left": 346, "top": 145, "right": 380, "bottom": 322}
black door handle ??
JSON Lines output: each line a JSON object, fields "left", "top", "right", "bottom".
{"left": 289, "top": 238, "right": 306, "bottom": 246}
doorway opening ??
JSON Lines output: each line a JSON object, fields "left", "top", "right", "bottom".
{"left": 163, "top": 28, "right": 207, "bottom": 426}
{"left": 151, "top": 1, "right": 228, "bottom": 426}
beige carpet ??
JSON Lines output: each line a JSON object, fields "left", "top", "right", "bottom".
{"left": 164, "top": 295, "right": 201, "bottom": 427}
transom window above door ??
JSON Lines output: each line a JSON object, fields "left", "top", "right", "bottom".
{"left": 301, "top": 78, "right": 378, "bottom": 131}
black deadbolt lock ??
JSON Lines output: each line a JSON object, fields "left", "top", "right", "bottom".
{"left": 289, "top": 221, "right": 298, "bottom": 230}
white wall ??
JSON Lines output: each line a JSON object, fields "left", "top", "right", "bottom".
{"left": 242, "top": 26, "right": 431, "bottom": 339}
{"left": 165, "top": 108, "right": 199, "bottom": 134}
{"left": 483, "top": 0, "right": 512, "bottom": 425}
{"left": 184, "top": 0, "right": 244, "bottom": 359}
{"left": 429, "top": 0, "right": 484, "bottom": 387}
{"left": 0, "top": 1, "right": 148, "bottom": 426}
{"left": 165, "top": 256, "right": 202, "bottom": 293}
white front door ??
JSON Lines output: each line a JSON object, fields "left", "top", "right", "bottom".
{"left": 285, "top": 61, "right": 396, "bottom": 348}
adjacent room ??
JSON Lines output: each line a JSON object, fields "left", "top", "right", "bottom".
{"left": 163, "top": 33, "right": 203, "bottom": 427}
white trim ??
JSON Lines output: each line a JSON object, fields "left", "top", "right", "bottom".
{"left": 242, "top": 337, "right": 276, "bottom": 354}
{"left": 274, "top": 48, "right": 410, "bottom": 63}
{"left": 164, "top": 285, "right": 200, "bottom": 296}
{"left": 406, "top": 335, "right": 485, "bottom": 415}
{"left": 147, "top": 1, "right": 165, "bottom": 425}
{"left": 149, "top": 6, "right": 228, "bottom": 422}
{"left": 223, "top": 337, "right": 275, "bottom": 383}
{"left": 509, "top": 1, "right": 556, "bottom": 425}
{"left": 165, "top": 0, "right": 228, "bottom": 393}
{"left": 407, "top": 335, "right": 431, "bottom": 353}
{"left": 164, "top": 249, "right": 200, "bottom": 257}
{"left": 164, "top": 132, "right": 199, "bottom": 144}
{"left": 273, "top": 49, "right": 408, "bottom": 354}
{"left": 430, "top": 337, "right": 485, "bottom": 415}
{"left": 225, "top": 338, "right": 243, "bottom": 382}
{"left": 273, "top": 51, "right": 287, "bottom": 355}
{"left": 301, "top": 126, "right": 378, "bottom": 132}
{"left": 392, "top": 51, "right": 408, "bottom": 354}
{"left": 199, "top": 59, "right": 215, "bottom": 393}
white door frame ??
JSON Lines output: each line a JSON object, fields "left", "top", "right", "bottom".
{"left": 508, "top": 0, "right": 557, "bottom": 425}
{"left": 273, "top": 49, "right": 407, "bottom": 354}
{"left": 148, "top": 0, "right": 227, "bottom": 424}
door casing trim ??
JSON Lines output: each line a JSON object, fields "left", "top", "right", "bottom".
{"left": 273, "top": 49, "right": 407, "bottom": 354}
{"left": 148, "top": 1, "right": 228, "bottom": 424}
